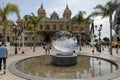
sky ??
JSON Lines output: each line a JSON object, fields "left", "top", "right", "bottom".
{"left": 0, "top": 0, "right": 115, "bottom": 39}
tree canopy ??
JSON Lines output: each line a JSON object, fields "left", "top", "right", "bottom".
{"left": 0, "top": 3, "right": 20, "bottom": 41}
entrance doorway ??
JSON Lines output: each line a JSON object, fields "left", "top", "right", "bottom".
{"left": 43, "top": 31, "right": 56, "bottom": 43}
{"left": 44, "top": 34, "right": 51, "bottom": 42}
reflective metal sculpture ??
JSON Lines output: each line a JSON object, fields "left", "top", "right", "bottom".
{"left": 52, "top": 31, "right": 78, "bottom": 54}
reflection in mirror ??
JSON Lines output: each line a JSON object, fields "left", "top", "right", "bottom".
{"left": 52, "top": 31, "right": 78, "bottom": 54}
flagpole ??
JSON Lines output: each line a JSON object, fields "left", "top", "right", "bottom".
{"left": 90, "top": 21, "right": 95, "bottom": 48}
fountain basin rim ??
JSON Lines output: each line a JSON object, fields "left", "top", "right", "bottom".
{"left": 8, "top": 54, "right": 120, "bottom": 80}
{"left": 54, "top": 53, "right": 77, "bottom": 57}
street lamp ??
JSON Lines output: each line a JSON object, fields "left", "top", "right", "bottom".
{"left": 79, "top": 27, "right": 83, "bottom": 51}
{"left": 13, "top": 23, "right": 18, "bottom": 54}
{"left": 18, "top": 36, "right": 20, "bottom": 49}
{"left": 21, "top": 23, "right": 25, "bottom": 48}
{"left": 98, "top": 24, "right": 103, "bottom": 52}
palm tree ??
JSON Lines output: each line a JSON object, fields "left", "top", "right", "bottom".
{"left": 0, "top": 19, "right": 14, "bottom": 26}
{"left": 0, "top": 3, "right": 20, "bottom": 42}
{"left": 72, "top": 11, "right": 89, "bottom": 51}
{"left": 72, "top": 11, "right": 86, "bottom": 26}
{"left": 0, "top": 20, "right": 2, "bottom": 26}
{"left": 29, "top": 13, "right": 44, "bottom": 52}
{"left": 89, "top": 0, "right": 119, "bottom": 55}
{"left": 23, "top": 15, "right": 34, "bottom": 48}
{"left": 72, "top": 11, "right": 91, "bottom": 31}
{"left": 12, "top": 23, "right": 19, "bottom": 54}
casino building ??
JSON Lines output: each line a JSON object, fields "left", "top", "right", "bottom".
{"left": 0, "top": 4, "right": 90, "bottom": 46}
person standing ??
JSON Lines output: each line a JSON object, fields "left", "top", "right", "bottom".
{"left": 47, "top": 42, "right": 51, "bottom": 54}
{"left": 0, "top": 41, "right": 8, "bottom": 74}
{"left": 43, "top": 42, "right": 51, "bottom": 55}
{"left": 43, "top": 43, "right": 48, "bottom": 55}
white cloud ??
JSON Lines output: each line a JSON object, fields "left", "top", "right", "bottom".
{"left": 94, "top": 17, "right": 114, "bottom": 39}
{"left": 1, "top": 0, "right": 113, "bottom": 39}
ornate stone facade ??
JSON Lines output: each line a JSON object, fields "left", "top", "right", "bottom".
{"left": 36, "top": 4, "right": 90, "bottom": 44}
{"left": 0, "top": 26, "right": 13, "bottom": 42}
{"left": 0, "top": 4, "right": 90, "bottom": 46}
{"left": 37, "top": 4, "right": 72, "bottom": 43}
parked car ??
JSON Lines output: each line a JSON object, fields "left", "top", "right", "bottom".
{"left": 112, "top": 42, "right": 120, "bottom": 48}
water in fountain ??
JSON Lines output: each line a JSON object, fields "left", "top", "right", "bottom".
{"left": 35, "top": 72, "right": 38, "bottom": 80}
{"left": 76, "top": 71, "right": 80, "bottom": 79}
{"left": 45, "top": 71, "right": 51, "bottom": 79}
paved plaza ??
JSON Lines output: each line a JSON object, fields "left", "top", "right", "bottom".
{"left": 0, "top": 44, "right": 120, "bottom": 80}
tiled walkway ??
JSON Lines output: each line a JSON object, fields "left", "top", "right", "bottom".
{"left": 0, "top": 45, "right": 120, "bottom": 80}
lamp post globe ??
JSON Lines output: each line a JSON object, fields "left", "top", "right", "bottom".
{"left": 95, "top": 24, "right": 103, "bottom": 52}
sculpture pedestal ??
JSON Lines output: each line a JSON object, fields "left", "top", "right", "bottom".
{"left": 51, "top": 54, "right": 77, "bottom": 66}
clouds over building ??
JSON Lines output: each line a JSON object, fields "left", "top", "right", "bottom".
{"left": 0, "top": 0, "right": 111, "bottom": 38}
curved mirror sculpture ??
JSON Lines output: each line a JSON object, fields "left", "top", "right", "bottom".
{"left": 52, "top": 31, "right": 78, "bottom": 54}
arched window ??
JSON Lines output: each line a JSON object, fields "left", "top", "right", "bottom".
{"left": 46, "top": 25, "right": 50, "bottom": 30}
{"left": 60, "top": 25, "right": 63, "bottom": 30}
{"left": 25, "top": 37, "right": 27, "bottom": 41}
{"left": 50, "top": 11, "right": 59, "bottom": 20}
{"left": 40, "top": 24, "right": 43, "bottom": 30}
{"left": 53, "top": 25, "right": 56, "bottom": 30}
{"left": 67, "top": 25, "right": 69, "bottom": 30}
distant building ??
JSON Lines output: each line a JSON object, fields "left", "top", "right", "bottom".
{"left": 0, "top": 26, "right": 12, "bottom": 42}
{"left": 1, "top": 4, "right": 90, "bottom": 46}
{"left": 37, "top": 4, "right": 73, "bottom": 42}
{"left": 113, "top": 7, "right": 120, "bottom": 42}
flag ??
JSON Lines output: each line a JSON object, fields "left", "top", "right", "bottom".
{"left": 90, "top": 22, "right": 94, "bottom": 34}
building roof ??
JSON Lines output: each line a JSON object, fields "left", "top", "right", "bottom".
{"left": 37, "top": 4, "right": 46, "bottom": 16}
{"left": 51, "top": 11, "right": 58, "bottom": 16}
{"left": 63, "top": 5, "right": 71, "bottom": 15}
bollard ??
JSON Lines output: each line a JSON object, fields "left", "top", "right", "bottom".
{"left": 22, "top": 50, "right": 25, "bottom": 54}
{"left": 92, "top": 49, "right": 94, "bottom": 54}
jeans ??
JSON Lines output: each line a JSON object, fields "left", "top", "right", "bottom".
{"left": 0, "top": 58, "right": 6, "bottom": 70}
